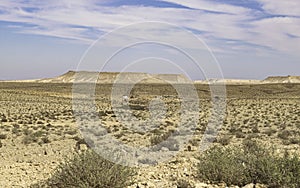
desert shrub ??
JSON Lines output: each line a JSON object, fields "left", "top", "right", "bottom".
{"left": 264, "top": 128, "right": 276, "bottom": 136}
{"left": 64, "top": 129, "right": 78, "bottom": 135}
{"left": 12, "top": 127, "right": 20, "bottom": 134}
{"left": 0, "top": 134, "right": 7, "bottom": 139}
{"left": 216, "top": 135, "right": 231, "bottom": 146}
{"left": 12, "top": 124, "right": 20, "bottom": 129}
{"left": 278, "top": 130, "right": 291, "bottom": 140}
{"left": 150, "top": 131, "right": 179, "bottom": 151}
{"left": 150, "top": 131, "right": 171, "bottom": 145}
{"left": 32, "top": 130, "right": 45, "bottom": 138}
{"left": 40, "top": 137, "right": 51, "bottom": 144}
{"left": 289, "top": 138, "right": 300, "bottom": 145}
{"left": 1, "top": 118, "right": 8, "bottom": 122}
{"left": 31, "top": 150, "right": 135, "bottom": 188}
{"left": 36, "top": 121, "right": 43, "bottom": 124}
{"left": 197, "top": 140, "right": 300, "bottom": 187}
{"left": 188, "top": 138, "right": 199, "bottom": 146}
{"left": 176, "top": 179, "right": 193, "bottom": 188}
{"left": 251, "top": 125, "right": 260, "bottom": 133}
{"left": 22, "top": 135, "right": 38, "bottom": 145}
{"left": 23, "top": 128, "right": 33, "bottom": 135}
{"left": 235, "top": 131, "right": 246, "bottom": 138}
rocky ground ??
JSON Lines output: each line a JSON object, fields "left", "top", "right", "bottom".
{"left": 0, "top": 82, "right": 299, "bottom": 187}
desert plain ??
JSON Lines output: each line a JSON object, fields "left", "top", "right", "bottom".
{"left": 0, "top": 73, "right": 299, "bottom": 188}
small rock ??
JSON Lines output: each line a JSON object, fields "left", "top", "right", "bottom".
{"left": 146, "top": 181, "right": 156, "bottom": 188}
{"left": 195, "top": 182, "right": 209, "bottom": 188}
{"left": 242, "top": 183, "right": 255, "bottom": 188}
{"left": 255, "top": 184, "right": 267, "bottom": 188}
{"left": 79, "top": 144, "right": 88, "bottom": 151}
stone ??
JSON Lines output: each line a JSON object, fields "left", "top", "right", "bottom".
{"left": 79, "top": 144, "right": 88, "bottom": 151}
{"left": 195, "top": 182, "right": 209, "bottom": 188}
{"left": 242, "top": 183, "right": 255, "bottom": 188}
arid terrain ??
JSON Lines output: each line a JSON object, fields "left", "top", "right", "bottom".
{"left": 0, "top": 73, "right": 299, "bottom": 187}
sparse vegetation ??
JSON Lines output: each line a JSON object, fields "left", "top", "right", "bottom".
{"left": 0, "top": 82, "right": 299, "bottom": 187}
{"left": 0, "top": 134, "right": 7, "bottom": 139}
{"left": 197, "top": 140, "right": 300, "bottom": 187}
{"left": 150, "top": 131, "right": 180, "bottom": 151}
{"left": 31, "top": 150, "right": 135, "bottom": 188}
{"left": 176, "top": 179, "right": 193, "bottom": 188}
{"left": 216, "top": 135, "right": 231, "bottom": 146}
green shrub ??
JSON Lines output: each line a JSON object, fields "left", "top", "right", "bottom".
{"left": 31, "top": 150, "right": 135, "bottom": 188}
{"left": 197, "top": 140, "right": 300, "bottom": 187}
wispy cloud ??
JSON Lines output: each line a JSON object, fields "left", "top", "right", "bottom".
{"left": 257, "top": 0, "right": 300, "bottom": 16}
{"left": 0, "top": 0, "right": 299, "bottom": 56}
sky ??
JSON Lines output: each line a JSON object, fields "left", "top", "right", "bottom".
{"left": 0, "top": 0, "right": 299, "bottom": 80}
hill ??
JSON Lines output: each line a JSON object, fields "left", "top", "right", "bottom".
{"left": 36, "top": 71, "right": 191, "bottom": 84}
{"left": 262, "top": 76, "right": 300, "bottom": 84}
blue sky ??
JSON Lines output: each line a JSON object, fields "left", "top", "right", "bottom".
{"left": 0, "top": 0, "right": 299, "bottom": 80}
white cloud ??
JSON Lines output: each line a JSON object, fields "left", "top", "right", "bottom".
{"left": 246, "top": 17, "right": 300, "bottom": 54}
{"left": 0, "top": 0, "right": 299, "bottom": 57}
{"left": 157, "top": 0, "right": 251, "bottom": 15}
{"left": 257, "top": 0, "right": 300, "bottom": 16}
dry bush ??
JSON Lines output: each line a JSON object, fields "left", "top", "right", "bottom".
{"left": 31, "top": 150, "right": 135, "bottom": 188}
{"left": 0, "top": 134, "right": 7, "bottom": 139}
{"left": 197, "top": 140, "right": 300, "bottom": 187}
{"left": 150, "top": 131, "right": 179, "bottom": 151}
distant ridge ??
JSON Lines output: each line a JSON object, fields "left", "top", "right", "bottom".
{"left": 28, "top": 71, "right": 191, "bottom": 84}
{"left": 194, "top": 79, "right": 261, "bottom": 85}
{"left": 2, "top": 71, "right": 300, "bottom": 84}
{"left": 262, "top": 76, "right": 300, "bottom": 84}
{"left": 195, "top": 75, "right": 300, "bottom": 84}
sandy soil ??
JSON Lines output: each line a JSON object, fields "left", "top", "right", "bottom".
{"left": 0, "top": 82, "right": 299, "bottom": 187}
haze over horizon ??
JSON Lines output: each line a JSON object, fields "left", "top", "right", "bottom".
{"left": 0, "top": 0, "right": 300, "bottom": 80}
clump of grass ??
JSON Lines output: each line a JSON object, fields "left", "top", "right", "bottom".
{"left": 31, "top": 150, "right": 135, "bottom": 188}
{"left": 197, "top": 139, "right": 300, "bottom": 187}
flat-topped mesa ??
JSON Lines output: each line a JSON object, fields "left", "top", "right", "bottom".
{"left": 263, "top": 75, "right": 300, "bottom": 83}
{"left": 37, "top": 71, "right": 191, "bottom": 84}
